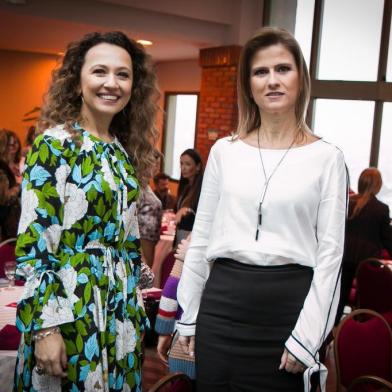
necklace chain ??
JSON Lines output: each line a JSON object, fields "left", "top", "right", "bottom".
{"left": 255, "top": 129, "right": 296, "bottom": 240}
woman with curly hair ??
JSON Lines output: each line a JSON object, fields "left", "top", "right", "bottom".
{"left": 14, "top": 31, "right": 159, "bottom": 391}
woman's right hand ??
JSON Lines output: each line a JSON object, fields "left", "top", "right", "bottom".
{"left": 157, "top": 334, "right": 172, "bottom": 364}
{"left": 178, "top": 335, "right": 195, "bottom": 357}
{"left": 34, "top": 331, "right": 68, "bottom": 377}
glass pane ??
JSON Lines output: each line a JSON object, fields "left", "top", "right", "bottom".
{"left": 313, "top": 99, "right": 374, "bottom": 192}
{"left": 163, "top": 94, "right": 198, "bottom": 180}
{"left": 387, "top": 16, "right": 392, "bottom": 82}
{"left": 294, "top": 0, "right": 315, "bottom": 68}
{"left": 377, "top": 103, "right": 392, "bottom": 209}
{"left": 318, "top": 0, "right": 383, "bottom": 81}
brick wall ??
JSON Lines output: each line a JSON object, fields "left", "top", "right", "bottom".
{"left": 195, "top": 45, "right": 242, "bottom": 164}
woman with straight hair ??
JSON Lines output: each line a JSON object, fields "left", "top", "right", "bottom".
{"left": 337, "top": 167, "right": 392, "bottom": 321}
{"left": 174, "top": 148, "right": 203, "bottom": 246}
{"left": 14, "top": 30, "right": 159, "bottom": 391}
{"left": 177, "top": 27, "right": 347, "bottom": 391}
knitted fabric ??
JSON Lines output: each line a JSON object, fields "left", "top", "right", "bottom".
{"left": 155, "top": 258, "right": 195, "bottom": 378}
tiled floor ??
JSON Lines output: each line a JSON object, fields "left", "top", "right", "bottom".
{"left": 142, "top": 342, "right": 338, "bottom": 391}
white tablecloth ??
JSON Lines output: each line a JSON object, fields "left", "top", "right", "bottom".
{"left": 0, "top": 285, "right": 23, "bottom": 392}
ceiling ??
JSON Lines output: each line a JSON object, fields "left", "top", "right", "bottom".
{"left": 0, "top": 0, "right": 264, "bottom": 62}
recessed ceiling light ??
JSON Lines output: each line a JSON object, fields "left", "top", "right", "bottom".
{"left": 57, "top": 51, "right": 64, "bottom": 56}
{"left": 137, "top": 40, "right": 153, "bottom": 46}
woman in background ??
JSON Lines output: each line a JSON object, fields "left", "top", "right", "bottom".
{"left": 337, "top": 167, "right": 392, "bottom": 321}
{"left": 174, "top": 149, "right": 203, "bottom": 246}
{"left": 0, "top": 129, "right": 20, "bottom": 241}
{"left": 14, "top": 30, "right": 159, "bottom": 391}
{"left": 5, "top": 129, "right": 22, "bottom": 182}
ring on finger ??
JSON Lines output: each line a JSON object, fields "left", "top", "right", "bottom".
{"left": 34, "top": 365, "right": 44, "bottom": 375}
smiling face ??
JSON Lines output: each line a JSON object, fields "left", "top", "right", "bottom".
{"left": 79, "top": 42, "right": 133, "bottom": 124}
{"left": 180, "top": 153, "right": 200, "bottom": 183}
{"left": 249, "top": 43, "right": 299, "bottom": 117}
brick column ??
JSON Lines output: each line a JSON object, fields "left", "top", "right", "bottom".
{"left": 195, "top": 45, "right": 242, "bottom": 164}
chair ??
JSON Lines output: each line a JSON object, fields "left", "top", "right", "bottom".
{"left": 348, "top": 375, "right": 392, "bottom": 391}
{"left": 334, "top": 309, "right": 392, "bottom": 392}
{"left": 0, "top": 238, "right": 16, "bottom": 278}
{"left": 356, "top": 258, "right": 392, "bottom": 313}
{"left": 147, "top": 372, "right": 193, "bottom": 392}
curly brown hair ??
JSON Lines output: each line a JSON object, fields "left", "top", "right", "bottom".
{"left": 39, "top": 31, "right": 160, "bottom": 186}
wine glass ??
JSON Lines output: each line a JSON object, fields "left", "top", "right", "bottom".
{"left": 4, "top": 261, "right": 16, "bottom": 290}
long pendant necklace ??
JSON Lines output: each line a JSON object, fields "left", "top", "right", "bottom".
{"left": 255, "top": 130, "right": 296, "bottom": 240}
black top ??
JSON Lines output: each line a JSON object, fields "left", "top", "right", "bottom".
{"left": 344, "top": 195, "right": 392, "bottom": 264}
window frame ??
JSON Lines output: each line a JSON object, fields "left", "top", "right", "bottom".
{"left": 161, "top": 91, "right": 200, "bottom": 180}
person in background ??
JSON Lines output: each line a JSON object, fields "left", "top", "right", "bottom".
{"left": 153, "top": 172, "right": 176, "bottom": 210}
{"left": 0, "top": 129, "right": 20, "bottom": 241}
{"left": 177, "top": 27, "right": 346, "bottom": 392}
{"left": 22, "top": 125, "right": 37, "bottom": 157}
{"left": 14, "top": 30, "right": 159, "bottom": 391}
{"left": 5, "top": 129, "right": 22, "bottom": 183}
{"left": 138, "top": 150, "right": 163, "bottom": 267}
{"left": 155, "top": 236, "right": 195, "bottom": 384}
{"left": 336, "top": 167, "right": 392, "bottom": 321}
{"left": 174, "top": 149, "right": 203, "bottom": 246}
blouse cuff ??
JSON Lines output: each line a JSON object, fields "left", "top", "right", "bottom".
{"left": 285, "top": 334, "right": 316, "bottom": 368}
{"left": 176, "top": 322, "right": 196, "bottom": 336}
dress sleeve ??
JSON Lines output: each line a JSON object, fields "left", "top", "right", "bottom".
{"left": 285, "top": 149, "right": 347, "bottom": 367}
{"left": 15, "top": 134, "right": 75, "bottom": 332}
{"left": 176, "top": 143, "right": 221, "bottom": 336}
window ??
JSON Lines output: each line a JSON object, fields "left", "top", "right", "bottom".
{"left": 162, "top": 93, "right": 198, "bottom": 180}
{"left": 265, "top": 0, "right": 392, "bottom": 207}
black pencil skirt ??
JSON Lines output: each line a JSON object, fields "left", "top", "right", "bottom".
{"left": 195, "top": 258, "right": 313, "bottom": 392}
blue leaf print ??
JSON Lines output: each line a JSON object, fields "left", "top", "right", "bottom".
{"left": 72, "top": 165, "right": 82, "bottom": 184}
{"left": 80, "top": 172, "right": 93, "bottom": 185}
{"left": 128, "top": 352, "right": 134, "bottom": 368}
{"left": 30, "top": 165, "right": 51, "bottom": 186}
{"left": 37, "top": 237, "right": 46, "bottom": 252}
{"left": 93, "top": 216, "right": 101, "bottom": 224}
{"left": 115, "top": 373, "right": 124, "bottom": 389}
{"left": 36, "top": 208, "right": 48, "bottom": 218}
{"left": 104, "top": 223, "right": 115, "bottom": 239}
{"left": 51, "top": 216, "right": 59, "bottom": 225}
{"left": 79, "top": 364, "right": 90, "bottom": 381}
{"left": 76, "top": 234, "right": 85, "bottom": 249}
{"left": 71, "top": 384, "right": 79, "bottom": 392}
{"left": 84, "top": 333, "right": 98, "bottom": 362}
{"left": 88, "top": 230, "right": 100, "bottom": 241}
{"left": 32, "top": 223, "right": 44, "bottom": 234}
{"left": 40, "top": 280, "right": 46, "bottom": 293}
{"left": 48, "top": 144, "right": 61, "bottom": 157}
{"left": 77, "top": 273, "right": 89, "bottom": 284}
{"left": 69, "top": 355, "right": 79, "bottom": 365}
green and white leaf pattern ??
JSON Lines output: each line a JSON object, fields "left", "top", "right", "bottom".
{"left": 14, "top": 125, "right": 147, "bottom": 391}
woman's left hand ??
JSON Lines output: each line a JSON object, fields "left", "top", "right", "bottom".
{"left": 279, "top": 349, "right": 306, "bottom": 374}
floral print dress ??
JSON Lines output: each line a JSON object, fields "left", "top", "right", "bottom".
{"left": 13, "top": 125, "right": 148, "bottom": 392}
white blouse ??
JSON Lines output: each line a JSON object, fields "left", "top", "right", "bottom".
{"left": 177, "top": 136, "right": 347, "bottom": 373}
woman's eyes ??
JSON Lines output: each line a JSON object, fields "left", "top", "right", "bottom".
{"left": 92, "top": 69, "right": 130, "bottom": 78}
{"left": 276, "top": 65, "right": 291, "bottom": 73}
{"left": 252, "top": 65, "right": 292, "bottom": 76}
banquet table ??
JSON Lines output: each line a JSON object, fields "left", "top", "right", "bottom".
{"left": 0, "top": 284, "right": 24, "bottom": 392}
